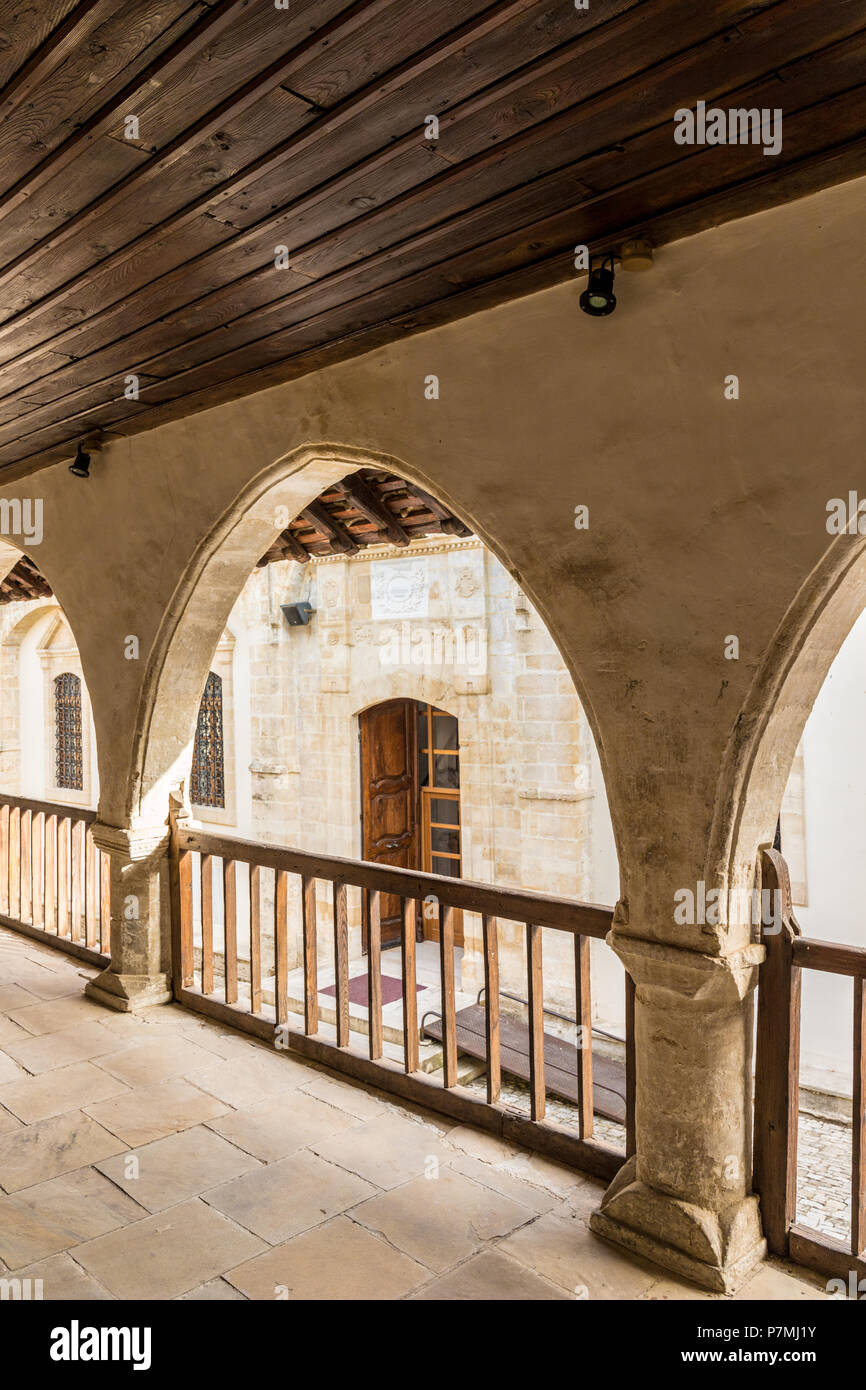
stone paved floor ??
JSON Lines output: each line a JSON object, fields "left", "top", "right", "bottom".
{"left": 0, "top": 927, "right": 829, "bottom": 1301}
{"left": 797, "top": 1111, "right": 852, "bottom": 1242}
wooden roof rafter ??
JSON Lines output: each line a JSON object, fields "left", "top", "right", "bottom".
{"left": 256, "top": 468, "right": 474, "bottom": 565}
{"left": 0, "top": 555, "right": 54, "bottom": 605}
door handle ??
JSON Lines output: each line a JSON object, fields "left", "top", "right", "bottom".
{"left": 384, "top": 839, "right": 400, "bottom": 850}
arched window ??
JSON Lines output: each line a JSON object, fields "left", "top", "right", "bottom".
{"left": 54, "top": 672, "right": 83, "bottom": 790}
{"left": 191, "top": 671, "right": 225, "bottom": 808}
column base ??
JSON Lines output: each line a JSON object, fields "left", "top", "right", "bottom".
{"left": 85, "top": 969, "right": 172, "bottom": 1013}
{"left": 589, "top": 1157, "right": 767, "bottom": 1294}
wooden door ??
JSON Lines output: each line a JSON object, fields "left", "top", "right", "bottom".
{"left": 360, "top": 699, "right": 419, "bottom": 950}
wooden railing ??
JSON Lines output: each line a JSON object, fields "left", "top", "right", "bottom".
{"left": 171, "top": 821, "right": 635, "bottom": 1182}
{"left": 0, "top": 793, "right": 110, "bottom": 964}
{"left": 754, "top": 847, "right": 866, "bottom": 1282}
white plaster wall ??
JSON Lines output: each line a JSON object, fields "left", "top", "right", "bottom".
{"left": 790, "top": 606, "right": 866, "bottom": 1096}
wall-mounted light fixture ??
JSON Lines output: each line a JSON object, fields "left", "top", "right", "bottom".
{"left": 69, "top": 443, "right": 92, "bottom": 478}
{"left": 281, "top": 601, "right": 315, "bottom": 627}
{"left": 68, "top": 433, "right": 105, "bottom": 479}
{"left": 579, "top": 254, "right": 617, "bottom": 317}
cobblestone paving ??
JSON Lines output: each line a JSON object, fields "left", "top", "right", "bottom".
{"left": 797, "top": 1111, "right": 852, "bottom": 1242}
{"left": 468, "top": 1076, "right": 853, "bottom": 1243}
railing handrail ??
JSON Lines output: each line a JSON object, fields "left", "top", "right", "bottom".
{"left": 174, "top": 821, "right": 615, "bottom": 939}
{"left": 792, "top": 935, "right": 866, "bottom": 979}
{"left": 0, "top": 791, "right": 97, "bottom": 823}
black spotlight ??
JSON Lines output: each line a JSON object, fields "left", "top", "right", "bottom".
{"left": 579, "top": 254, "right": 616, "bottom": 317}
{"left": 69, "top": 443, "right": 91, "bottom": 478}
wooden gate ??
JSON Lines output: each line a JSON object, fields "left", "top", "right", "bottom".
{"left": 753, "top": 847, "right": 866, "bottom": 1281}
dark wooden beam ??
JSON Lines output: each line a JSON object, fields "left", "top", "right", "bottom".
{"left": 340, "top": 475, "right": 410, "bottom": 547}
{"left": 278, "top": 529, "right": 311, "bottom": 564}
{"left": 300, "top": 500, "right": 360, "bottom": 556}
{"left": 409, "top": 483, "right": 473, "bottom": 538}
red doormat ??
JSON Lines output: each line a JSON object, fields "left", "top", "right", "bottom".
{"left": 321, "top": 973, "right": 426, "bottom": 1007}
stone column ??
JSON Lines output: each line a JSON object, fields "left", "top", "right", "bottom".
{"left": 84, "top": 822, "right": 173, "bottom": 1012}
{"left": 590, "top": 931, "right": 767, "bottom": 1293}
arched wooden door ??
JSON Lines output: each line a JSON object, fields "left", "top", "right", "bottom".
{"left": 359, "top": 698, "right": 420, "bottom": 949}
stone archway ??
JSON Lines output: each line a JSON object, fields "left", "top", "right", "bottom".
{"left": 711, "top": 531, "right": 866, "bottom": 945}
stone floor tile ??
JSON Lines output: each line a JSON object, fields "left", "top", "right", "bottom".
{"left": 499, "top": 1210, "right": 658, "bottom": 1299}
{"left": 412, "top": 1248, "right": 569, "bottom": 1300}
{"left": 205, "top": 1149, "right": 377, "bottom": 1243}
{"left": 179, "top": 1277, "right": 248, "bottom": 1300}
{"left": 353, "top": 1166, "right": 535, "bottom": 1272}
{"left": 96, "top": 1035, "right": 221, "bottom": 1088}
{"left": 10, "top": 1165, "right": 145, "bottom": 1243}
{"left": 6, "top": 995, "right": 107, "bottom": 1036}
{"left": 0, "top": 983, "right": 38, "bottom": 1011}
{"left": 442, "top": 1124, "right": 521, "bottom": 1164}
{"left": 95, "top": 1125, "right": 261, "bottom": 1212}
{"left": 2, "top": 1020, "right": 126, "bottom": 1074}
{"left": 0, "top": 1060, "right": 128, "bottom": 1123}
{"left": 299, "top": 1073, "right": 389, "bottom": 1120}
{"left": 7, "top": 965, "right": 88, "bottom": 1001}
{"left": 446, "top": 1153, "right": 561, "bottom": 1215}
{"left": 0, "top": 1104, "right": 22, "bottom": 1136}
{"left": 226, "top": 1214, "right": 431, "bottom": 1300}
{"left": 0, "top": 1051, "right": 26, "bottom": 1084}
{"left": 205, "top": 1090, "right": 359, "bottom": 1162}
{"left": 0, "top": 1110, "right": 124, "bottom": 1192}
{"left": 74, "top": 1198, "right": 266, "bottom": 1300}
{"left": 0, "top": 1016, "right": 30, "bottom": 1046}
{"left": 734, "top": 1262, "right": 831, "bottom": 1300}
{"left": 84, "top": 1079, "right": 229, "bottom": 1147}
{"left": 12, "top": 1251, "right": 114, "bottom": 1300}
{"left": 188, "top": 1050, "right": 312, "bottom": 1107}
{"left": 310, "top": 1111, "right": 452, "bottom": 1189}
{"left": 0, "top": 1193, "right": 84, "bottom": 1268}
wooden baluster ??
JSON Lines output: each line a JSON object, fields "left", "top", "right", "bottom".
{"left": 625, "top": 972, "right": 636, "bottom": 1157}
{"left": 752, "top": 849, "right": 801, "bottom": 1258}
{"left": 482, "top": 914, "right": 500, "bottom": 1104}
{"left": 526, "top": 922, "right": 545, "bottom": 1121}
{"left": 200, "top": 853, "right": 214, "bottom": 995}
{"left": 56, "top": 814, "right": 68, "bottom": 936}
{"left": 32, "top": 810, "right": 44, "bottom": 930}
{"left": 45, "top": 813, "right": 56, "bottom": 934}
{"left": 439, "top": 903, "right": 458, "bottom": 1087}
{"left": 853, "top": 977, "right": 866, "bottom": 1256}
{"left": 20, "top": 809, "right": 31, "bottom": 923}
{"left": 302, "top": 874, "right": 318, "bottom": 1034}
{"left": 367, "top": 889, "right": 383, "bottom": 1059}
{"left": 333, "top": 882, "right": 350, "bottom": 1047}
{"left": 71, "top": 818, "right": 83, "bottom": 941}
{"left": 99, "top": 847, "right": 111, "bottom": 954}
{"left": 249, "top": 863, "right": 262, "bottom": 1014}
{"left": 223, "top": 859, "right": 238, "bottom": 1006}
{"left": 84, "top": 827, "right": 97, "bottom": 946}
{"left": 575, "top": 934, "right": 594, "bottom": 1139}
{"left": 401, "top": 897, "right": 418, "bottom": 1073}
{"left": 9, "top": 804, "right": 20, "bottom": 921}
{"left": 177, "top": 848, "right": 194, "bottom": 990}
{"left": 0, "top": 803, "right": 8, "bottom": 916}
{"left": 274, "top": 868, "right": 288, "bottom": 1025}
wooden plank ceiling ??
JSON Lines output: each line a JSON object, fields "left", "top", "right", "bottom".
{"left": 0, "top": 0, "right": 863, "bottom": 481}
{"left": 0, "top": 466, "right": 475, "bottom": 600}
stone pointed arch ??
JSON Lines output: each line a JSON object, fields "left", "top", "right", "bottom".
{"left": 127, "top": 440, "right": 622, "bottom": 890}
{"left": 710, "top": 531, "right": 866, "bottom": 941}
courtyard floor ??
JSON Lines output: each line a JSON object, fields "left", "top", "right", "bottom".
{"left": 0, "top": 925, "right": 830, "bottom": 1301}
